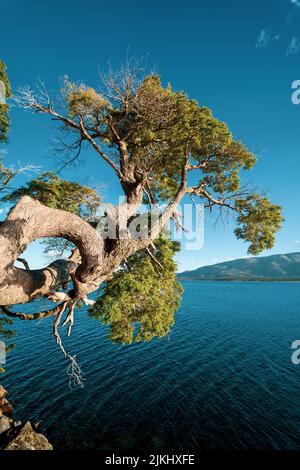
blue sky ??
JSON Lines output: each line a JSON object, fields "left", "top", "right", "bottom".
{"left": 1, "top": 0, "right": 300, "bottom": 271}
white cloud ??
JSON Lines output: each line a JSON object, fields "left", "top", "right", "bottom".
{"left": 294, "top": 240, "right": 300, "bottom": 244}
{"left": 256, "top": 29, "right": 270, "bottom": 48}
{"left": 255, "top": 30, "right": 280, "bottom": 49}
{"left": 287, "top": 36, "right": 300, "bottom": 55}
{"left": 47, "top": 249, "right": 63, "bottom": 258}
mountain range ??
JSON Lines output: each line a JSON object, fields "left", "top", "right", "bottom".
{"left": 178, "top": 252, "right": 300, "bottom": 281}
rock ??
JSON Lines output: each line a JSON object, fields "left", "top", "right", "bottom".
{"left": 4, "top": 421, "right": 53, "bottom": 451}
{"left": 0, "top": 385, "right": 53, "bottom": 450}
{"left": 0, "top": 416, "right": 11, "bottom": 434}
{"left": 0, "top": 397, "right": 9, "bottom": 407}
{"left": 0, "top": 398, "right": 13, "bottom": 417}
{"left": 0, "top": 385, "right": 7, "bottom": 398}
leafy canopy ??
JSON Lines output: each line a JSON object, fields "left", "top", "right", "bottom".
{"left": 0, "top": 60, "right": 11, "bottom": 143}
{"left": 0, "top": 60, "right": 14, "bottom": 192}
{"left": 59, "top": 73, "right": 283, "bottom": 255}
{"left": 235, "top": 194, "right": 282, "bottom": 255}
{"left": 90, "top": 237, "right": 183, "bottom": 345}
{"left": 3, "top": 171, "right": 101, "bottom": 219}
{"left": 0, "top": 60, "right": 15, "bottom": 370}
{"left": 63, "top": 75, "right": 257, "bottom": 200}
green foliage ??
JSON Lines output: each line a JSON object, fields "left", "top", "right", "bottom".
{"left": 3, "top": 171, "right": 102, "bottom": 256}
{"left": 0, "top": 61, "right": 13, "bottom": 192}
{"left": 62, "top": 75, "right": 257, "bottom": 203}
{"left": 0, "top": 157, "right": 13, "bottom": 191}
{"left": 108, "top": 75, "right": 281, "bottom": 252}
{"left": 105, "top": 75, "right": 257, "bottom": 200}
{"left": 3, "top": 171, "right": 101, "bottom": 218}
{"left": 58, "top": 72, "right": 282, "bottom": 255}
{"left": 0, "top": 60, "right": 15, "bottom": 368}
{"left": 0, "top": 60, "right": 11, "bottom": 143}
{"left": 90, "top": 237, "right": 183, "bottom": 345}
{"left": 0, "top": 61, "right": 13, "bottom": 189}
{"left": 63, "top": 79, "right": 109, "bottom": 121}
{"left": 235, "top": 194, "right": 283, "bottom": 255}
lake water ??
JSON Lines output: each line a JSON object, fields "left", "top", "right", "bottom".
{"left": 2, "top": 281, "right": 300, "bottom": 450}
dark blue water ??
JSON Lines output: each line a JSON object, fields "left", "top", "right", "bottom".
{"left": 2, "top": 281, "right": 300, "bottom": 450}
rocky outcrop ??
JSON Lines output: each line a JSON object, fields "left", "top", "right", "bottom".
{"left": 4, "top": 421, "right": 53, "bottom": 450}
{"left": 0, "top": 385, "right": 53, "bottom": 450}
{"left": 0, "top": 416, "right": 11, "bottom": 434}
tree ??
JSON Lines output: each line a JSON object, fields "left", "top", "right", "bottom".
{"left": 0, "top": 61, "right": 38, "bottom": 196}
{"left": 0, "top": 60, "right": 15, "bottom": 370}
{"left": 0, "top": 60, "right": 11, "bottom": 143}
{"left": 0, "top": 60, "right": 283, "bottom": 366}
{"left": 0, "top": 60, "right": 14, "bottom": 193}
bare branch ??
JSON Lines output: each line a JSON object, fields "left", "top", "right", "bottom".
{"left": 14, "top": 85, "right": 124, "bottom": 179}
{"left": 16, "top": 258, "right": 30, "bottom": 270}
{"left": 100, "top": 57, "right": 144, "bottom": 110}
{"left": 0, "top": 303, "right": 65, "bottom": 320}
{"left": 146, "top": 246, "right": 164, "bottom": 270}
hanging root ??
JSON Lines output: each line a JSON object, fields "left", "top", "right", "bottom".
{"left": 53, "top": 301, "right": 68, "bottom": 353}
{"left": 66, "top": 354, "right": 85, "bottom": 389}
{"left": 53, "top": 301, "right": 85, "bottom": 389}
{"left": 61, "top": 301, "right": 76, "bottom": 336}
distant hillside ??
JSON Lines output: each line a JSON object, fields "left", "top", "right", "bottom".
{"left": 178, "top": 252, "right": 300, "bottom": 281}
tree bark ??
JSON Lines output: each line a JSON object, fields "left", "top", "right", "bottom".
{"left": 0, "top": 178, "right": 186, "bottom": 308}
{"left": 0, "top": 196, "right": 104, "bottom": 305}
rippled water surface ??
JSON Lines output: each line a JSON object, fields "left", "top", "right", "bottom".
{"left": 2, "top": 281, "right": 300, "bottom": 449}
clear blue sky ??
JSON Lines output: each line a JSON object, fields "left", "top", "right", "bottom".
{"left": 1, "top": 0, "right": 300, "bottom": 271}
